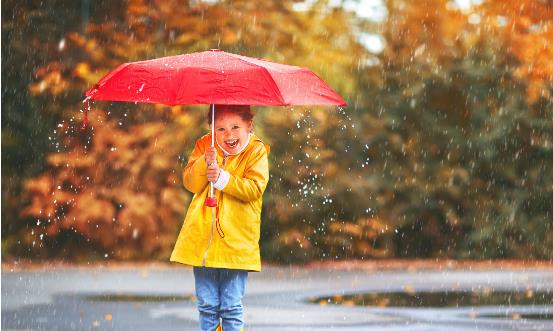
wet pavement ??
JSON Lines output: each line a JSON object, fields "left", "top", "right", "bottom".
{"left": 2, "top": 263, "right": 553, "bottom": 330}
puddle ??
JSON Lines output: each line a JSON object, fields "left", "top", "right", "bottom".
{"left": 479, "top": 312, "right": 553, "bottom": 320}
{"left": 82, "top": 293, "right": 193, "bottom": 302}
{"left": 309, "top": 289, "right": 553, "bottom": 308}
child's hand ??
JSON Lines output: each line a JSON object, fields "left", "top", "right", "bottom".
{"left": 205, "top": 146, "right": 217, "bottom": 166}
{"left": 206, "top": 163, "right": 220, "bottom": 182}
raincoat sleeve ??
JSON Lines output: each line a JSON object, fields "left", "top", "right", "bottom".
{"left": 222, "top": 143, "right": 269, "bottom": 202}
{"left": 182, "top": 138, "right": 209, "bottom": 194}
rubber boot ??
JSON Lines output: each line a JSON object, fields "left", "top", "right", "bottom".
{"left": 214, "top": 325, "right": 243, "bottom": 331}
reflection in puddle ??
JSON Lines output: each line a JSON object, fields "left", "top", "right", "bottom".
{"left": 479, "top": 313, "right": 553, "bottom": 320}
{"left": 309, "top": 289, "right": 553, "bottom": 308}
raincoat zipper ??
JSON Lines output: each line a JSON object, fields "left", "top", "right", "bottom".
{"left": 202, "top": 154, "right": 228, "bottom": 267}
{"left": 202, "top": 207, "right": 215, "bottom": 267}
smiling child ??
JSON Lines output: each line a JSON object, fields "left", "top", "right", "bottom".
{"left": 170, "top": 105, "right": 270, "bottom": 331}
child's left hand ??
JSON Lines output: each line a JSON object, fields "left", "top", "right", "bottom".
{"left": 206, "top": 163, "right": 221, "bottom": 183}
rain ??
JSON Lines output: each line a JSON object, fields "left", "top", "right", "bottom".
{"left": 2, "top": 0, "right": 553, "bottom": 330}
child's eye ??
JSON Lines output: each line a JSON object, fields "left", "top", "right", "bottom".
{"left": 217, "top": 128, "right": 225, "bottom": 132}
{"left": 232, "top": 126, "right": 240, "bottom": 130}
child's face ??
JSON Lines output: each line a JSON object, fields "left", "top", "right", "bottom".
{"left": 214, "top": 111, "right": 252, "bottom": 154}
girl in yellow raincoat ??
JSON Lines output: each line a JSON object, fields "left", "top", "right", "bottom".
{"left": 170, "top": 105, "right": 270, "bottom": 331}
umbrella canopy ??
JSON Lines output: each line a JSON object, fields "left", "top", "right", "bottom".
{"left": 85, "top": 49, "right": 347, "bottom": 107}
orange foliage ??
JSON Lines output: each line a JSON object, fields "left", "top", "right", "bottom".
{"left": 383, "top": 0, "right": 469, "bottom": 64}
{"left": 21, "top": 110, "right": 196, "bottom": 259}
{"left": 481, "top": 0, "right": 553, "bottom": 102}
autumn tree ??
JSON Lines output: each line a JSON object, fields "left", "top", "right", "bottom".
{"left": 2, "top": 0, "right": 125, "bottom": 257}
{"left": 353, "top": 0, "right": 553, "bottom": 258}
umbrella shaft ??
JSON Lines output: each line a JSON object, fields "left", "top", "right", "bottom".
{"left": 210, "top": 104, "right": 215, "bottom": 198}
{"left": 211, "top": 104, "right": 215, "bottom": 146}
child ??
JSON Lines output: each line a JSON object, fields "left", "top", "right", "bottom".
{"left": 170, "top": 104, "right": 270, "bottom": 331}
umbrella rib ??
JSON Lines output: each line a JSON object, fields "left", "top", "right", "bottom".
{"left": 259, "top": 66, "right": 287, "bottom": 105}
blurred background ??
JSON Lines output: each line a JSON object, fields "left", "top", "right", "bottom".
{"left": 2, "top": 0, "right": 552, "bottom": 264}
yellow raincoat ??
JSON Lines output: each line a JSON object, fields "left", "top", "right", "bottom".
{"left": 170, "top": 133, "right": 270, "bottom": 272}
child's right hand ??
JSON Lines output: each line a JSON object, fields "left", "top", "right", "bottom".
{"left": 205, "top": 146, "right": 217, "bottom": 166}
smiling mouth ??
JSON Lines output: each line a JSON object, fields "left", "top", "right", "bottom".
{"left": 226, "top": 139, "right": 239, "bottom": 149}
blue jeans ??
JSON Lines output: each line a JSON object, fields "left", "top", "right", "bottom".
{"left": 193, "top": 267, "right": 248, "bottom": 331}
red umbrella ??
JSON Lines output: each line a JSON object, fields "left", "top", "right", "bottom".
{"left": 84, "top": 49, "right": 346, "bottom": 206}
{"left": 85, "top": 49, "right": 346, "bottom": 107}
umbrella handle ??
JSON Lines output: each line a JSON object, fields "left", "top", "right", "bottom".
{"left": 206, "top": 182, "right": 216, "bottom": 207}
{"left": 205, "top": 104, "right": 217, "bottom": 208}
{"left": 205, "top": 193, "right": 217, "bottom": 207}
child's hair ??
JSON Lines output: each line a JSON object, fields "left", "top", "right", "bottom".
{"left": 207, "top": 105, "right": 254, "bottom": 125}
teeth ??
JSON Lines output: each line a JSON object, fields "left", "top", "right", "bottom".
{"left": 227, "top": 140, "right": 238, "bottom": 148}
